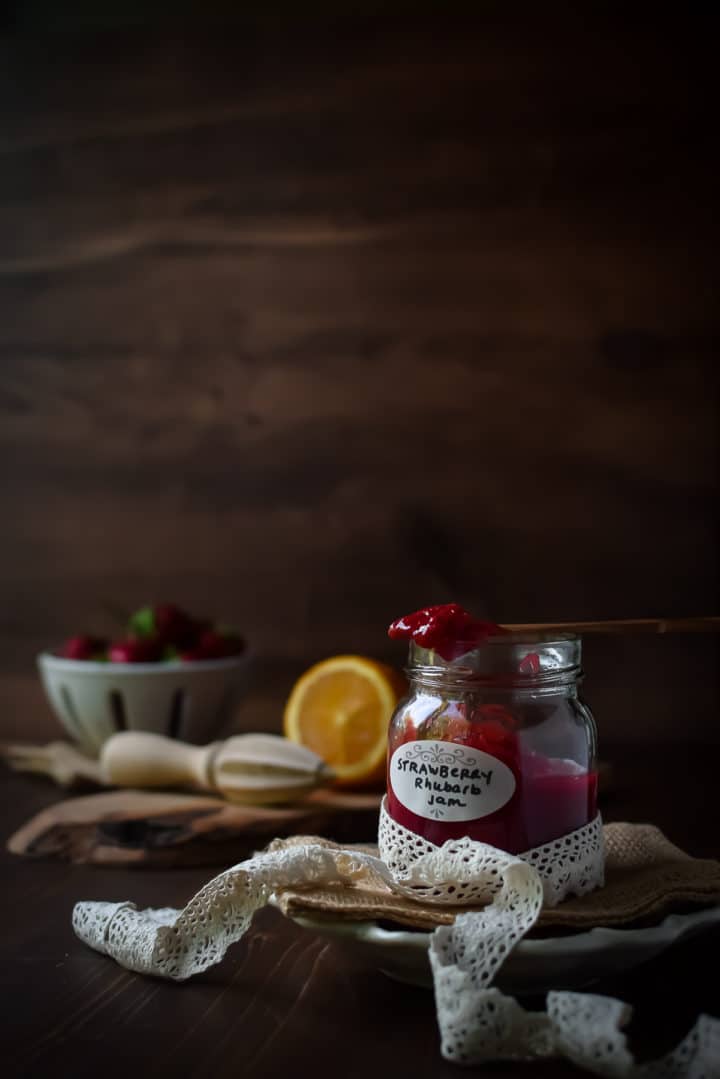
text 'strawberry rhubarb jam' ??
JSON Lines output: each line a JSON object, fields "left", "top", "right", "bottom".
{"left": 386, "top": 605, "right": 598, "bottom": 853}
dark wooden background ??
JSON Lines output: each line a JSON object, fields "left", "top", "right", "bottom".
{"left": 0, "top": 12, "right": 717, "bottom": 744}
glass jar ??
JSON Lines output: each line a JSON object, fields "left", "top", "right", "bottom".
{"left": 386, "top": 634, "right": 598, "bottom": 854}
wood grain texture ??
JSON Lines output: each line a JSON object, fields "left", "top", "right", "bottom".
{"left": 1, "top": 743, "right": 719, "bottom": 1078}
{"left": 0, "top": 15, "right": 717, "bottom": 740}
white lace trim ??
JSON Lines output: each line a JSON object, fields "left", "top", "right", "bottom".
{"left": 71, "top": 812, "right": 720, "bottom": 1074}
{"left": 378, "top": 798, "right": 605, "bottom": 907}
{"left": 73, "top": 844, "right": 377, "bottom": 980}
{"left": 430, "top": 990, "right": 720, "bottom": 1076}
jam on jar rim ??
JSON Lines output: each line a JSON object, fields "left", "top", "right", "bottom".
{"left": 387, "top": 602, "right": 581, "bottom": 672}
{"left": 388, "top": 603, "right": 505, "bottom": 660}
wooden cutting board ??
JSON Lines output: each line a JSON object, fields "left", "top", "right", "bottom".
{"left": 7, "top": 787, "right": 382, "bottom": 867}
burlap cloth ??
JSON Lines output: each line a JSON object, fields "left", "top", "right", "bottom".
{"left": 270, "top": 822, "right": 720, "bottom": 931}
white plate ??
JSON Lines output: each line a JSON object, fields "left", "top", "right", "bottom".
{"left": 287, "top": 905, "right": 720, "bottom": 994}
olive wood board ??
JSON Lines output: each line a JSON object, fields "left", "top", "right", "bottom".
{"left": 6, "top": 787, "right": 382, "bottom": 867}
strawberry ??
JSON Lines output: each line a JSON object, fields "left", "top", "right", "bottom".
{"left": 156, "top": 604, "right": 211, "bottom": 647}
{"left": 108, "top": 637, "right": 163, "bottom": 663}
{"left": 129, "top": 603, "right": 210, "bottom": 648}
{"left": 57, "top": 635, "right": 106, "bottom": 660}
{"left": 181, "top": 629, "right": 245, "bottom": 661}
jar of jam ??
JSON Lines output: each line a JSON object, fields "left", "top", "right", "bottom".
{"left": 386, "top": 616, "right": 598, "bottom": 854}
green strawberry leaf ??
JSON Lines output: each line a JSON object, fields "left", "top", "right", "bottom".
{"left": 128, "top": 605, "right": 156, "bottom": 637}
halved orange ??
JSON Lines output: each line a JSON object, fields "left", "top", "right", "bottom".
{"left": 283, "top": 655, "right": 406, "bottom": 787}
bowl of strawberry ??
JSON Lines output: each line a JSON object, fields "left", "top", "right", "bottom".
{"left": 38, "top": 604, "right": 250, "bottom": 754}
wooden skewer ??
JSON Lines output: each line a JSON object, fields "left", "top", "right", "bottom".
{"left": 503, "top": 616, "right": 720, "bottom": 635}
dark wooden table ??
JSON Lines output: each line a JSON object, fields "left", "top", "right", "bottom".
{"left": 2, "top": 745, "right": 719, "bottom": 1078}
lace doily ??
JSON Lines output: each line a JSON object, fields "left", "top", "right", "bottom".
{"left": 72, "top": 809, "right": 719, "bottom": 1074}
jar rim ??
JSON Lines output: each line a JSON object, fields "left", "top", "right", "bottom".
{"left": 406, "top": 634, "right": 582, "bottom": 683}
{"left": 408, "top": 630, "right": 579, "bottom": 653}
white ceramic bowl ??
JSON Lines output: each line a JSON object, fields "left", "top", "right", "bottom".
{"left": 286, "top": 905, "right": 720, "bottom": 994}
{"left": 37, "top": 651, "right": 251, "bottom": 754}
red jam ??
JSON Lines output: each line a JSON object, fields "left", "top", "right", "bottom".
{"left": 386, "top": 606, "right": 598, "bottom": 854}
{"left": 388, "top": 603, "right": 506, "bottom": 661}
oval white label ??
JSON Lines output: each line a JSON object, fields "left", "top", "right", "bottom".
{"left": 389, "top": 739, "right": 516, "bottom": 823}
